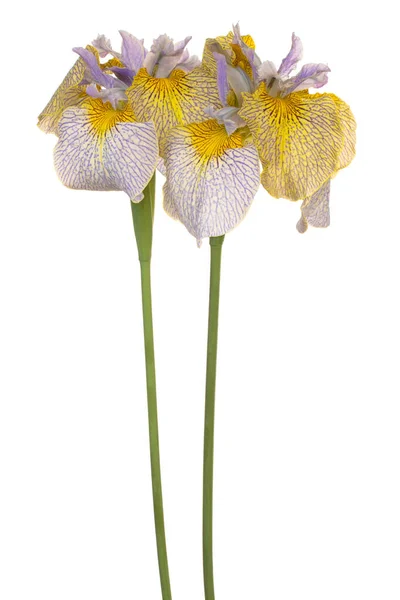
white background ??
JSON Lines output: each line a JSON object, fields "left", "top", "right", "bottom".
{"left": 1, "top": 1, "right": 399, "bottom": 599}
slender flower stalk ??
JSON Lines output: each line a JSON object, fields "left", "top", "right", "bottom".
{"left": 203, "top": 235, "right": 224, "bottom": 600}
{"left": 131, "top": 174, "right": 172, "bottom": 600}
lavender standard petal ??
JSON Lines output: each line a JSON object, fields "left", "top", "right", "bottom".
{"left": 213, "top": 52, "right": 230, "bottom": 105}
{"left": 73, "top": 47, "right": 116, "bottom": 88}
{"left": 143, "top": 34, "right": 175, "bottom": 75}
{"left": 119, "top": 30, "right": 145, "bottom": 74}
{"left": 109, "top": 66, "right": 135, "bottom": 86}
{"left": 226, "top": 65, "right": 253, "bottom": 102}
{"left": 155, "top": 37, "right": 192, "bottom": 78}
{"left": 278, "top": 33, "right": 303, "bottom": 77}
{"left": 284, "top": 63, "right": 330, "bottom": 94}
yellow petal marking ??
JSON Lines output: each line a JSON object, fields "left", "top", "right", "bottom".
{"left": 185, "top": 120, "right": 244, "bottom": 163}
{"left": 127, "top": 67, "right": 220, "bottom": 153}
{"left": 239, "top": 84, "right": 344, "bottom": 200}
{"left": 83, "top": 97, "right": 136, "bottom": 137}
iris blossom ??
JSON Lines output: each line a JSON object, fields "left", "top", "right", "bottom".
{"left": 238, "top": 31, "right": 356, "bottom": 232}
{"left": 163, "top": 25, "right": 261, "bottom": 244}
{"left": 38, "top": 35, "right": 161, "bottom": 202}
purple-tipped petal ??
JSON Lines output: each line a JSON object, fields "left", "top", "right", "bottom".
{"left": 278, "top": 33, "right": 303, "bottom": 77}
{"left": 285, "top": 63, "right": 330, "bottom": 95}
{"left": 213, "top": 52, "right": 229, "bottom": 105}
{"left": 119, "top": 30, "right": 145, "bottom": 74}
{"left": 73, "top": 47, "right": 116, "bottom": 88}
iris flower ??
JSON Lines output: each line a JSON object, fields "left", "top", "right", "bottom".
{"left": 238, "top": 31, "right": 356, "bottom": 232}
{"left": 162, "top": 25, "right": 261, "bottom": 244}
{"left": 38, "top": 35, "right": 159, "bottom": 202}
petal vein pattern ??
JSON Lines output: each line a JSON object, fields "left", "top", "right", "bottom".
{"left": 164, "top": 120, "right": 260, "bottom": 242}
{"left": 127, "top": 67, "right": 220, "bottom": 153}
{"left": 54, "top": 99, "right": 158, "bottom": 200}
{"left": 37, "top": 51, "right": 91, "bottom": 134}
{"left": 239, "top": 85, "right": 344, "bottom": 200}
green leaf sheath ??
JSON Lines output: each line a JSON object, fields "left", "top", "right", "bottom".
{"left": 203, "top": 235, "right": 225, "bottom": 600}
{"left": 131, "top": 174, "right": 172, "bottom": 600}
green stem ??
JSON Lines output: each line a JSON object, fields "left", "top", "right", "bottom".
{"left": 203, "top": 235, "right": 225, "bottom": 600}
{"left": 131, "top": 174, "right": 172, "bottom": 600}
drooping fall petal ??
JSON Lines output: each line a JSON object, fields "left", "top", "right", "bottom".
{"left": 163, "top": 119, "right": 260, "bottom": 243}
{"left": 278, "top": 33, "right": 303, "bottom": 77}
{"left": 239, "top": 84, "right": 344, "bottom": 200}
{"left": 54, "top": 98, "right": 158, "bottom": 201}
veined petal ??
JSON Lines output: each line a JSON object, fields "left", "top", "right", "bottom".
{"left": 278, "top": 33, "right": 303, "bottom": 77}
{"left": 329, "top": 94, "right": 356, "bottom": 171}
{"left": 296, "top": 179, "right": 330, "bottom": 233}
{"left": 37, "top": 45, "right": 98, "bottom": 134}
{"left": 239, "top": 84, "right": 343, "bottom": 200}
{"left": 203, "top": 30, "right": 257, "bottom": 79}
{"left": 73, "top": 46, "right": 117, "bottom": 89}
{"left": 163, "top": 120, "right": 260, "bottom": 242}
{"left": 163, "top": 179, "right": 180, "bottom": 219}
{"left": 126, "top": 67, "right": 220, "bottom": 153}
{"left": 119, "top": 30, "right": 145, "bottom": 74}
{"left": 54, "top": 98, "right": 158, "bottom": 201}
{"left": 202, "top": 34, "right": 236, "bottom": 74}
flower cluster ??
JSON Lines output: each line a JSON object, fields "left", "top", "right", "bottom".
{"left": 38, "top": 26, "right": 356, "bottom": 242}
